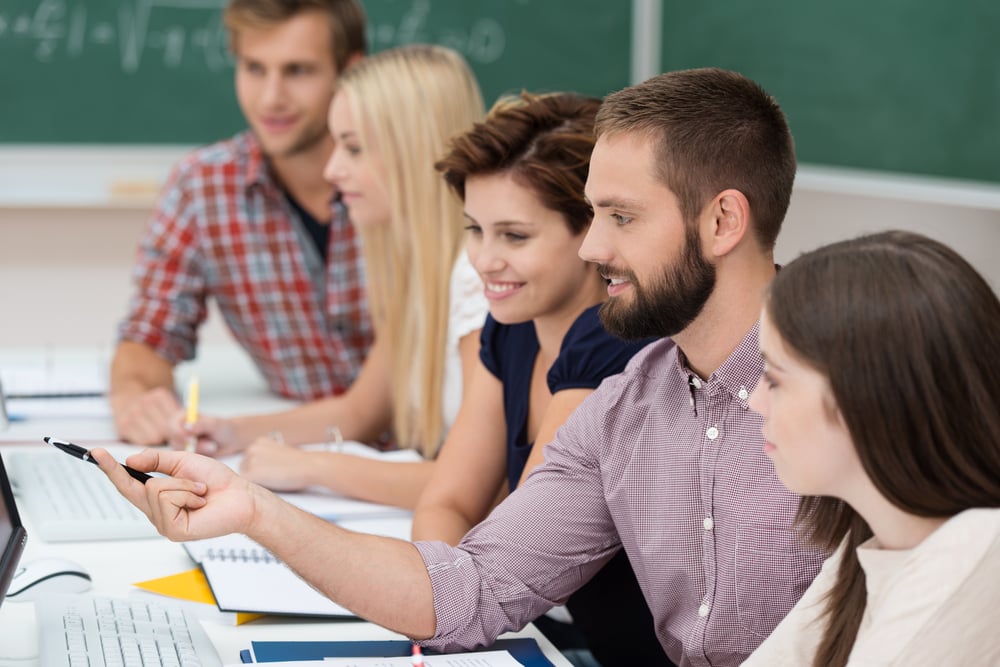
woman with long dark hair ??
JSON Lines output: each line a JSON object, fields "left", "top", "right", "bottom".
{"left": 745, "top": 230, "right": 1000, "bottom": 666}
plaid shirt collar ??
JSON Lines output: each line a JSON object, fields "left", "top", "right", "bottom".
{"left": 240, "top": 131, "right": 279, "bottom": 196}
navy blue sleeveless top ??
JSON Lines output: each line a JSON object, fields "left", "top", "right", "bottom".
{"left": 479, "top": 304, "right": 654, "bottom": 491}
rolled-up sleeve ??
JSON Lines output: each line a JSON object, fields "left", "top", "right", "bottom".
{"left": 415, "top": 388, "right": 623, "bottom": 651}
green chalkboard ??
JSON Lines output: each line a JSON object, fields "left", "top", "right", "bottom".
{"left": 0, "top": 0, "right": 630, "bottom": 145}
{"left": 660, "top": 0, "right": 1000, "bottom": 183}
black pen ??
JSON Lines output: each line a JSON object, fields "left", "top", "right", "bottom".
{"left": 43, "top": 437, "right": 152, "bottom": 483}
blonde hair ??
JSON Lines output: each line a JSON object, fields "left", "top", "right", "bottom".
{"left": 338, "top": 45, "right": 484, "bottom": 456}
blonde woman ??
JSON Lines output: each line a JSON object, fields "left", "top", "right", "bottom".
{"left": 171, "top": 45, "right": 487, "bottom": 509}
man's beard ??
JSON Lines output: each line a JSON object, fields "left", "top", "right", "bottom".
{"left": 599, "top": 225, "right": 716, "bottom": 340}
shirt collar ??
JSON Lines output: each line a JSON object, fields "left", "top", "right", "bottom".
{"left": 241, "top": 132, "right": 279, "bottom": 195}
{"left": 673, "top": 321, "right": 763, "bottom": 408}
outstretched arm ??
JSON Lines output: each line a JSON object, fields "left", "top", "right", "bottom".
{"left": 91, "top": 447, "right": 437, "bottom": 637}
{"left": 240, "top": 442, "right": 438, "bottom": 509}
{"left": 109, "top": 341, "right": 181, "bottom": 446}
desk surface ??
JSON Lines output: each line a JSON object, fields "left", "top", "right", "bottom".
{"left": 0, "top": 345, "right": 571, "bottom": 667}
{"left": 0, "top": 504, "right": 569, "bottom": 665}
{"left": 0, "top": 344, "right": 296, "bottom": 444}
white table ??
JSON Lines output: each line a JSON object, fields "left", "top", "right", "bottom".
{"left": 0, "top": 345, "right": 571, "bottom": 666}
{"left": 0, "top": 344, "right": 297, "bottom": 444}
{"left": 0, "top": 495, "right": 569, "bottom": 665}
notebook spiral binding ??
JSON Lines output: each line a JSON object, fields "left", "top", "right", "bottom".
{"left": 202, "top": 547, "right": 278, "bottom": 563}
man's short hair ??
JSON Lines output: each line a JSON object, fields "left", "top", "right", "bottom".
{"left": 596, "top": 68, "right": 796, "bottom": 249}
{"left": 224, "top": 0, "right": 367, "bottom": 73}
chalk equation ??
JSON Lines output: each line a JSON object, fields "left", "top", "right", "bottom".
{"left": 369, "top": 0, "right": 506, "bottom": 66}
{"left": 0, "top": 0, "right": 230, "bottom": 72}
{"left": 0, "top": 0, "right": 508, "bottom": 74}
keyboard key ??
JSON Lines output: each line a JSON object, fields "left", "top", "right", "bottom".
{"left": 36, "top": 594, "right": 221, "bottom": 667}
{"left": 6, "top": 450, "right": 159, "bottom": 542}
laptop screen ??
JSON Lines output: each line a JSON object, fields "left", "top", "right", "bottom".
{"left": 0, "top": 453, "right": 27, "bottom": 607}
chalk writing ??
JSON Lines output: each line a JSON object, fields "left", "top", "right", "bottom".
{"left": 370, "top": 0, "right": 505, "bottom": 65}
{"left": 0, "top": 0, "right": 508, "bottom": 74}
{"left": 0, "top": 0, "right": 230, "bottom": 72}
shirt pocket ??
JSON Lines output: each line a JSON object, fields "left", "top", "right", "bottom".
{"left": 735, "top": 524, "right": 823, "bottom": 638}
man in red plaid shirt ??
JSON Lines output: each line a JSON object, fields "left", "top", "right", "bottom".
{"left": 110, "top": 0, "right": 374, "bottom": 446}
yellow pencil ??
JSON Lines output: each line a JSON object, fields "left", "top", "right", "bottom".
{"left": 184, "top": 375, "right": 199, "bottom": 452}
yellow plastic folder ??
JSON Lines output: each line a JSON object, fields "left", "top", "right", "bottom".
{"left": 133, "top": 568, "right": 264, "bottom": 625}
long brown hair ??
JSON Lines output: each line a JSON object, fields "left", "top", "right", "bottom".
{"left": 766, "top": 230, "right": 1000, "bottom": 667}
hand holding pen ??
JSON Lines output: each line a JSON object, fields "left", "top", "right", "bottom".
{"left": 87, "top": 444, "right": 257, "bottom": 543}
{"left": 45, "top": 437, "right": 153, "bottom": 483}
{"left": 173, "top": 375, "right": 242, "bottom": 457}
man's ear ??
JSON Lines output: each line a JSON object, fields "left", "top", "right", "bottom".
{"left": 706, "top": 189, "right": 751, "bottom": 258}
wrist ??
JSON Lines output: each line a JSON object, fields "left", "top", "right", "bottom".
{"left": 316, "top": 452, "right": 347, "bottom": 491}
{"left": 244, "top": 482, "right": 283, "bottom": 541}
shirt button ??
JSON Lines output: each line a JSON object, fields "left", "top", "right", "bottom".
{"left": 738, "top": 387, "right": 749, "bottom": 400}
{"left": 690, "top": 377, "right": 702, "bottom": 389}
{"left": 703, "top": 517, "right": 714, "bottom": 530}
{"left": 698, "top": 603, "right": 710, "bottom": 617}
{"left": 706, "top": 426, "right": 719, "bottom": 440}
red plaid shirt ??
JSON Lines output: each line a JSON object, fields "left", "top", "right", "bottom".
{"left": 118, "top": 132, "right": 372, "bottom": 400}
{"left": 416, "top": 325, "right": 827, "bottom": 666}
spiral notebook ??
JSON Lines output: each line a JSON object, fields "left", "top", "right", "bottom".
{"left": 183, "top": 533, "right": 357, "bottom": 617}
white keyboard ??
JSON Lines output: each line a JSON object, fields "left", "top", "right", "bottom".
{"left": 4, "top": 449, "right": 159, "bottom": 542}
{"left": 36, "top": 594, "right": 222, "bottom": 667}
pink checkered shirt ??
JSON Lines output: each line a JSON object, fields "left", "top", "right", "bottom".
{"left": 118, "top": 132, "right": 372, "bottom": 400}
{"left": 416, "top": 324, "right": 827, "bottom": 666}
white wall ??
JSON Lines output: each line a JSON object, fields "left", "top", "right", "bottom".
{"left": 780, "top": 192, "right": 1000, "bottom": 292}
{"left": 0, "top": 206, "right": 234, "bottom": 347}
{"left": 1, "top": 168, "right": 998, "bottom": 347}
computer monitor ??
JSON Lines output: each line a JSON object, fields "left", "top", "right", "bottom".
{"left": 0, "top": 453, "right": 27, "bottom": 607}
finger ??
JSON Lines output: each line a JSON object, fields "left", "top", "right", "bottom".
{"left": 123, "top": 448, "right": 188, "bottom": 477}
{"left": 91, "top": 447, "right": 153, "bottom": 514}
{"left": 238, "top": 453, "right": 254, "bottom": 475}
{"left": 144, "top": 473, "right": 208, "bottom": 496}
{"left": 166, "top": 425, "right": 203, "bottom": 452}
{"left": 117, "top": 410, "right": 154, "bottom": 446}
{"left": 196, "top": 438, "right": 219, "bottom": 456}
{"left": 143, "top": 395, "right": 179, "bottom": 443}
{"left": 175, "top": 416, "right": 219, "bottom": 456}
{"left": 129, "top": 409, "right": 168, "bottom": 446}
{"left": 158, "top": 488, "right": 209, "bottom": 526}
{"left": 148, "top": 387, "right": 183, "bottom": 413}
{"left": 137, "top": 421, "right": 165, "bottom": 447}
{"left": 144, "top": 481, "right": 209, "bottom": 537}
{"left": 165, "top": 424, "right": 189, "bottom": 450}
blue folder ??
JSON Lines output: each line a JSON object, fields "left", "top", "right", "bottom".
{"left": 242, "top": 637, "right": 556, "bottom": 666}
